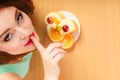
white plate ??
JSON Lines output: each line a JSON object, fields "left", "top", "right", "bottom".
{"left": 47, "top": 11, "right": 80, "bottom": 42}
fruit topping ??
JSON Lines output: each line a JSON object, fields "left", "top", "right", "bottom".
{"left": 47, "top": 17, "right": 53, "bottom": 24}
{"left": 53, "top": 17, "right": 59, "bottom": 24}
{"left": 49, "top": 28, "right": 64, "bottom": 41}
{"left": 56, "top": 26, "right": 62, "bottom": 31}
{"left": 62, "top": 25, "right": 69, "bottom": 32}
{"left": 60, "top": 34, "right": 74, "bottom": 49}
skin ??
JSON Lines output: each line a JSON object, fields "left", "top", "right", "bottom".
{"left": 0, "top": 7, "right": 39, "bottom": 55}
{"left": 0, "top": 6, "right": 66, "bottom": 80}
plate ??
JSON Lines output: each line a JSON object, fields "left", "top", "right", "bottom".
{"left": 47, "top": 11, "right": 80, "bottom": 42}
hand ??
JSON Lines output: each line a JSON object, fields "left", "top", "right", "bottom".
{"left": 31, "top": 36, "right": 66, "bottom": 80}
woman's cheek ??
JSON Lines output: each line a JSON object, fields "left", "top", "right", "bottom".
{"left": 6, "top": 40, "right": 22, "bottom": 51}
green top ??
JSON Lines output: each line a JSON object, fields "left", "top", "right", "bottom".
{"left": 0, "top": 52, "right": 32, "bottom": 79}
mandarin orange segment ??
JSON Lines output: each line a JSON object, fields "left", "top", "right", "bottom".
{"left": 53, "top": 17, "right": 59, "bottom": 24}
{"left": 60, "top": 34, "right": 74, "bottom": 49}
{"left": 49, "top": 28, "right": 64, "bottom": 41}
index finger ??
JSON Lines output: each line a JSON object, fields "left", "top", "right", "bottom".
{"left": 30, "top": 36, "right": 45, "bottom": 53}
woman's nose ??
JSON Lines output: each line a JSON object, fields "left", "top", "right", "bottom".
{"left": 15, "top": 27, "right": 29, "bottom": 39}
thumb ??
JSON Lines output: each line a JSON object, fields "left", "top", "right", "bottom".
{"left": 30, "top": 36, "right": 45, "bottom": 54}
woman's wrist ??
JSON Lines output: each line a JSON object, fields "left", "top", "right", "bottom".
{"left": 43, "top": 62, "right": 60, "bottom": 80}
{"left": 44, "top": 75, "right": 59, "bottom": 80}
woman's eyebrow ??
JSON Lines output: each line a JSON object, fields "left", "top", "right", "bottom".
{"left": 0, "top": 28, "right": 11, "bottom": 38}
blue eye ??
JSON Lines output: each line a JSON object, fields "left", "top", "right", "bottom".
{"left": 17, "top": 12, "right": 23, "bottom": 24}
{"left": 4, "top": 33, "right": 13, "bottom": 42}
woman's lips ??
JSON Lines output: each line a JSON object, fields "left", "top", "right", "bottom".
{"left": 24, "top": 32, "right": 35, "bottom": 46}
{"left": 24, "top": 39, "right": 33, "bottom": 46}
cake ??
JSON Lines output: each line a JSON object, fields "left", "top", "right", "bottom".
{"left": 45, "top": 11, "right": 79, "bottom": 49}
{"left": 57, "top": 19, "right": 77, "bottom": 34}
{"left": 45, "top": 12, "right": 64, "bottom": 28}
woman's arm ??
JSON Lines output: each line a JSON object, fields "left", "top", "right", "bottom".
{"left": 0, "top": 72, "right": 21, "bottom": 80}
{"left": 31, "top": 36, "right": 66, "bottom": 80}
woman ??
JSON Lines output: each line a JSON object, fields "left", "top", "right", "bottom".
{"left": 0, "top": 0, "right": 66, "bottom": 80}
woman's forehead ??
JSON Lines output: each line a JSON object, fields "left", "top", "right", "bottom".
{"left": 0, "top": 6, "right": 16, "bottom": 17}
{"left": 0, "top": 7, "right": 16, "bottom": 27}
{"left": 0, "top": 6, "right": 16, "bottom": 13}
{"left": 0, "top": 7, "right": 17, "bottom": 34}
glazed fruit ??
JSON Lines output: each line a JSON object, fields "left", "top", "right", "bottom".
{"left": 45, "top": 11, "right": 78, "bottom": 49}
{"left": 47, "top": 17, "right": 53, "bottom": 24}
{"left": 57, "top": 19, "right": 77, "bottom": 34}
{"left": 45, "top": 12, "right": 64, "bottom": 28}
{"left": 62, "top": 25, "right": 69, "bottom": 32}
{"left": 48, "top": 28, "right": 64, "bottom": 41}
{"left": 60, "top": 34, "right": 74, "bottom": 49}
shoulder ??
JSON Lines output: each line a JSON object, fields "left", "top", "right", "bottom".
{"left": 0, "top": 72, "right": 21, "bottom": 80}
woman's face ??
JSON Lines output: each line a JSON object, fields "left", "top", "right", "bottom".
{"left": 0, "top": 7, "right": 39, "bottom": 55}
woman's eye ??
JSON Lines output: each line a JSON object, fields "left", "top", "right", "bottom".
{"left": 4, "top": 33, "right": 13, "bottom": 42}
{"left": 16, "top": 12, "right": 23, "bottom": 24}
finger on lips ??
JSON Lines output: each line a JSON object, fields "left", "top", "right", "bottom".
{"left": 30, "top": 35, "right": 66, "bottom": 60}
{"left": 30, "top": 36, "right": 45, "bottom": 53}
